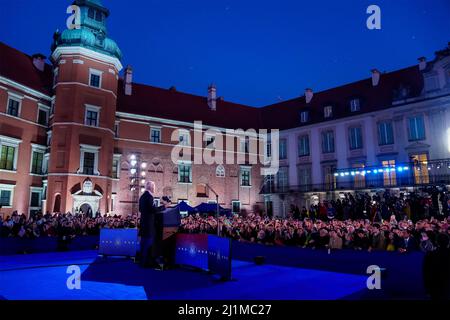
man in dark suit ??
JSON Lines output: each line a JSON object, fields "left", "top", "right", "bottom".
{"left": 396, "top": 229, "right": 418, "bottom": 253}
{"left": 139, "top": 181, "right": 158, "bottom": 268}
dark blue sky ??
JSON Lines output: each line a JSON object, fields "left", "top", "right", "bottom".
{"left": 1, "top": 0, "right": 449, "bottom": 106}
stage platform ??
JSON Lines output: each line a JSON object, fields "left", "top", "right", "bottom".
{"left": 0, "top": 250, "right": 369, "bottom": 300}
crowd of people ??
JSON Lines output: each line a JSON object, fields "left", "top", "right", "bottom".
{"left": 0, "top": 211, "right": 138, "bottom": 239}
{"left": 1, "top": 191, "right": 449, "bottom": 253}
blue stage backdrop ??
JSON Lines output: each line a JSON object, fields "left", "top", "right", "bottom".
{"left": 207, "top": 235, "right": 232, "bottom": 279}
{"left": 175, "top": 233, "right": 209, "bottom": 270}
{"left": 98, "top": 228, "right": 139, "bottom": 257}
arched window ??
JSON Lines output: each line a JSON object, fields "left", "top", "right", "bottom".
{"left": 216, "top": 165, "right": 225, "bottom": 177}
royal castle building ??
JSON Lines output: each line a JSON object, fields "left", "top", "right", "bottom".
{"left": 0, "top": 0, "right": 449, "bottom": 218}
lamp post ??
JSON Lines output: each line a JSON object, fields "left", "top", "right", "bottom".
{"left": 129, "top": 154, "right": 147, "bottom": 214}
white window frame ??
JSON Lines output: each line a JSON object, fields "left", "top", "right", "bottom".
{"left": 6, "top": 92, "right": 23, "bottom": 118}
{"left": 178, "top": 130, "right": 190, "bottom": 146}
{"left": 239, "top": 166, "right": 252, "bottom": 187}
{"left": 231, "top": 200, "right": 241, "bottom": 214}
{"left": 43, "top": 153, "right": 49, "bottom": 175}
{"left": 37, "top": 104, "right": 50, "bottom": 126}
{"left": 53, "top": 67, "right": 59, "bottom": 87}
{"left": 29, "top": 187, "right": 43, "bottom": 214}
{"left": 216, "top": 164, "right": 225, "bottom": 177}
{"left": 177, "top": 161, "right": 192, "bottom": 184}
{"left": 47, "top": 130, "right": 52, "bottom": 146}
{"left": 0, "top": 184, "right": 15, "bottom": 208}
{"left": 30, "top": 144, "right": 47, "bottom": 176}
{"left": 84, "top": 104, "right": 101, "bottom": 127}
{"left": 0, "top": 135, "right": 21, "bottom": 173}
{"left": 324, "top": 105, "right": 333, "bottom": 118}
{"left": 350, "top": 98, "right": 360, "bottom": 112}
{"left": 204, "top": 133, "right": 215, "bottom": 149}
{"left": 112, "top": 154, "right": 121, "bottom": 179}
{"left": 150, "top": 127, "right": 162, "bottom": 143}
{"left": 300, "top": 111, "right": 309, "bottom": 123}
{"left": 279, "top": 138, "right": 287, "bottom": 159}
{"left": 77, "top": 144, "right": 101, "bottom": 176}
{"left": 89, "top": 68, "right": 103, "bottom": 88}
{"left": 240, "top": 137, "right": 249, "bottom": 153}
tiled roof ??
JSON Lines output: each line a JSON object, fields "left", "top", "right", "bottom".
{"left": 260, "top": 66, "right": 424, "bottom": 130}
{"left": 117, "top": 80, "right": 263, "bottom": 130}
{"left": 0, "top": 42, "right": 53, "bottom": 97}
{"left": 0, "top": 41, "right": 426, "bottom": 131}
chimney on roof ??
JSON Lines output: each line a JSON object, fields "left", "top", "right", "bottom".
{"left": 371, "top": 69, "right": 381, "bottom": 86}
{"left": 124, "top": 65, "right": 133, "bottom": 95}
{"left": 32, "top": 54, "right": 46, "bottom": 72}
{"left": 418, "top": 57, "right": 427, "bottom": 71}
{"left": 305, "top": 88, "right": 313, "bottom": 103}
{"left": 207, "top": 83, "right": 217, "bottom": 111}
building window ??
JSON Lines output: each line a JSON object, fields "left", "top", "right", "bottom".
{"left": 231, "top": 201, "right": 241, "bottom": 214}
{"left": 95, "top": 10, "right": 103, "bottom": 22}
{"left": 7, "top": 97, "right": 20, "bottom": 117}
{"left": 349, "top": 127, "right": 363, "bottom": 150}
{"left": 89, "top": 69, "right": 102, "bottom": 88}
{"left": 297, "top": 166, "right": 311, "bottom": 187}
{"left": 378, "top": 121, "right": 394, "bottom": 145}
{"left": 324, "top": 105, "right": 333, "bottom": 118}
{"left": 279, "top": 139, "right": 287, "bottom": 160}
{"left": 0, "top": 185, "right": 13, "bottom": 207}
{"left": 179, "top": 131, "right": 190, "bottom": 146}
{"left": 382, "top": 160, "right": 397, "bottom": 186}
{"left": 411, "top": 153, "right": 429, "bottom": 184}
{"left": 85, "top": 105, "right": 100, "bottom": 127}
{"left": 350, "top": 98, "right": 360, "bottom": 112}
{"left": 78, "top": 145, "right": 100, "bottom": 176}
{"left": 240, "top": 137, "right": 249, "bottom": 153}
{"left": 277, "top": 167, "right": 289, "bottom": 189}
{"left": 30, "top": 188, "right": 42, "bottom": 210}
{"left": 216, "top": 165, "right": 225, "bottom": 177}
{"left": 88, "top": 8, "right": 95, "bottom": 19}
{"left": 0, "top": 145, "right": 16, "bottom": 171}
{"left": 112, "top": 155, "right": 120, "bottom": 179}
{"left": 240, "top": 166, "right": 251, "bottom": 186}
{"left": 300, "top": 111, "right": 309, "bottom": 123}
{"left": 408, "top": 116, "right": 426, "bottom": 141}
{"left": 321, "top": 130, "right": 335, "bottom": 153}
{"left": 151, "top": 128, "right": 161, "bottom": 143}
{"left": 266, "top": 135, "right": 272, "bottom": 158}
{"left": 205, "top": 134, "right": 215, "bottom": 149}
{"left": 298, "top": 135, "right": 310, "bottom": 157}
{"left": 0, "top": 136, "right": 20, "bottom": 171}
{"left": 37, "top": 106, "right": 49, "bottom": 126}
{"left": 178, "top": 162, "right": 192, "bottom": 183}
{"left": 352, "top": 163, "right": 365, "bottom": 188}
{"left": 323, "top": 165, "right": 336, "bottom": 190}
{"left": 31, "top": 150, "right": 44, "bottom": 174}
{"left": 83, "top": 152, "right": 95, "bottom": 175}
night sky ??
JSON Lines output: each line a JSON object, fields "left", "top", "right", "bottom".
{"left": 1, "top": 0, "right": 449, "bottom": 106}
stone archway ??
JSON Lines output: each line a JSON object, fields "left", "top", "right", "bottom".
{"left": 79, "top": 203, "right": 93, "bottom": 216}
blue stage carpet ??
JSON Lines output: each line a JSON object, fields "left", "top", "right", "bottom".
{"left": 0, "top": 250, "right": 368, "bottom": 300}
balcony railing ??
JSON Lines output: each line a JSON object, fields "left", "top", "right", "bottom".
{"left": 261, "top": 159, "right": 450, "bottom": 194}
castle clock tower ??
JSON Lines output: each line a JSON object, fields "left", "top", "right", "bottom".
{"left": 47, "top": 0, "right": 122, "bottom": 214}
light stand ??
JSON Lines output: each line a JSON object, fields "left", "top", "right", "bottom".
{"left": 205, "top": 184, "right": 220, "bottom": 236}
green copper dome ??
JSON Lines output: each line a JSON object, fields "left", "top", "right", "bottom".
{"left": 52, "top": 0, "right": 122, "bottom": 60}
